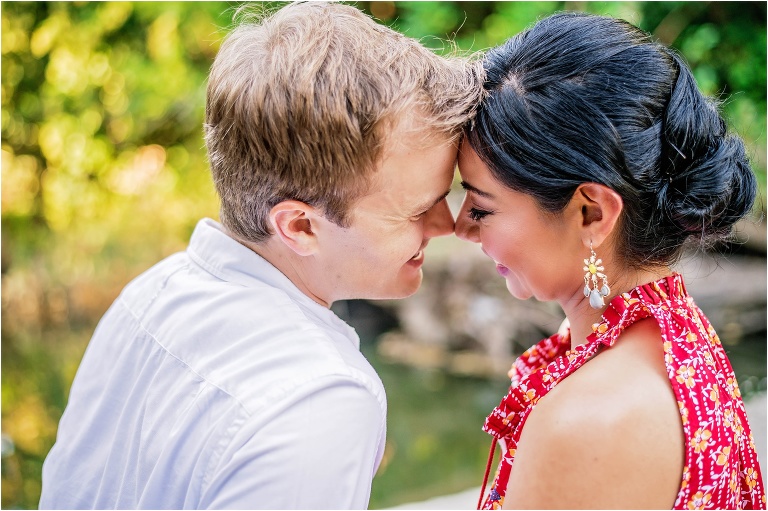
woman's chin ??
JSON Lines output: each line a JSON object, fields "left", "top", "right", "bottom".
{"left": 505, "top": 279, "right": 532, "bottom": 301}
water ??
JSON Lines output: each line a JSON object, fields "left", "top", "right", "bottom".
{"left": 362, "top": 345, "right": 510, "bottom": 509}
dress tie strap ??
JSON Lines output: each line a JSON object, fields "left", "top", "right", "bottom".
{"left": 478, "top": 437, "right": 498, "bottom": 509}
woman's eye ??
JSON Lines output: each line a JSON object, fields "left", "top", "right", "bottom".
{"left": 468, "top": 207, "right": 492, "bottom": 221}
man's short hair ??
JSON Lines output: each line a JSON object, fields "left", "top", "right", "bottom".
{"left": 204, "top": 2, "right": 482, "bottom": 243}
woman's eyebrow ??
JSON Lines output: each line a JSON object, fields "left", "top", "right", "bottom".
{"left": 461, "top": 180, "right": 494, "bottom": 199}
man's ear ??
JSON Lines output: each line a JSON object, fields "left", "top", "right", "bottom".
{"left": 268, "top": 200, "right": 320, "bottom": 256}
{"left": 572, "top": 183, "right": 623, "bottom": 249}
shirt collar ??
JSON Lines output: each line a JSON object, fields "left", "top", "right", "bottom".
{"left": 186, "top": 218, "right": 358, "bottom": 341}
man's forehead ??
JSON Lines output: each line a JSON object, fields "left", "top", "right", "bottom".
{"left": 379, "top": 107, "right": 457, "bottom": 151}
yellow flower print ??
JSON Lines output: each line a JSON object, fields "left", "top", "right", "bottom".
{"left": 726, "top": 377, "right": 742, "bottom": 398}
{"left": 702, "top": 350, "right": 715, "bottom": 367}
{"left": 733, "top": 417, "right": 744, "bottom": 436}
{"left": 707, "top": 325, "right": 721, "bottom": 345}
{"left": 676, "top": 366, "right": 696, "bottom": 389}
{"left": 596, "top": 323, "right": 608, "bottom": 334}
{"left": 708, "top": 385, "right": 720, "bottom": 406}
{"left": 685, "top": 331, "right": 697, "bottom": 343}
{"left": 723, "top": 408, "right": 734, "bottom": 429}
{"left": 524, "top": 388, "right": 536, "bottom": 402}
{"left": 729, "top": 469, "right": 739, "bottom": 492}
{"left": 622, "top": 293, "right": 639, "bottom": 306}
{"left": 690, "top": 428, "right": 712, "bottom": 453}
{"left": 687, "top": 491, "right": 712, "bottom": 510}
{"left": 681, "top": 466, "right": 691, "bottom": 490}
{"left": 746, "top": 467, "right": 758, "bottom": 490}
{"left": 678, "top": 401, "right": 689, "bottom": 426}
{"left": 716, "top": 446, "right": 731, "bottom": 466}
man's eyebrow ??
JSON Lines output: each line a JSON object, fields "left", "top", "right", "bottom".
{"left": 415, "top": 189, "right": 451, "bottom": 213}
{"left": 461, "top": 180, "right": 494, "bottom": 199}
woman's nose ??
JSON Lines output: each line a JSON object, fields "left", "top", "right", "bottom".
{"left": 455, "top": 196, "right": 480, "bottom": 244}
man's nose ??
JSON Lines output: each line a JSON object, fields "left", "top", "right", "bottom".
{"left": 423, "top": 198, "right": 455, "bottom": 238}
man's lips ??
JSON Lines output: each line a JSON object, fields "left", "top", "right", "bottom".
{"left": 406, "top": 245, "right": 426, "bottom": 267}
{"left": 409, "top": 249, "right": 424, "bottom": 263}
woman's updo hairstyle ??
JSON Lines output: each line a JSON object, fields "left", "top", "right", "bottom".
{"left": 467, "top": 12, "right": 757, "bottom": 267}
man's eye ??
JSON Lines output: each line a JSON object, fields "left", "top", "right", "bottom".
{"left": 468, "top": 207, "right": 492, "bottom": 221}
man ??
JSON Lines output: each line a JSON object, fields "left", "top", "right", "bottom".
{"left": 39, "top": 3, "right": 480, "bottom": 509}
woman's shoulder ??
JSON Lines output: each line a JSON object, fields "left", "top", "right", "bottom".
{"left": 544, "top": 318, "right": 679, "bottom": 432}
{"left": 533, "top": 321, "right": 679, "bottom": 440}
{"left": 508, "top": 318, "right": 684, "bottom": 508}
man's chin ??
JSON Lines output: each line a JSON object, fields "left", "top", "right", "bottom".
{"left": 372, "top": 271, "right": 424, "bottom": 301}
{"left": 333, "top": 270, "right": 424, "bottom": 303}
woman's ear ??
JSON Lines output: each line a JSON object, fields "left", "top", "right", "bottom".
{"left": 573, "top": 183, "right": 623, "bottom": 249}
{"left": 268, "top": 200, "right": 320, "bottom": 256}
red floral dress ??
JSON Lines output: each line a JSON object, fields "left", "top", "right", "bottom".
{"left": 480, "top": 274, "right": 766, "bottom": 510}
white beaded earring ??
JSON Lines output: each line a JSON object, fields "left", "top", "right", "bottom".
{"left": 583, "top": 242, "right": 610, "bottom": 309}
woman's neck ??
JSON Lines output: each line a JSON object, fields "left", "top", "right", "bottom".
{"left": 562, "top": 266, "right": 673, "bottom": 350}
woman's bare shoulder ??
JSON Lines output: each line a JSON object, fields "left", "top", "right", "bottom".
{"left": 503, "top": 318, "right": 684, "bottom": 509}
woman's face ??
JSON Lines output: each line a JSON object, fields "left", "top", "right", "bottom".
{"left": 455, "top": 142, "right": 585, "bottom": 304}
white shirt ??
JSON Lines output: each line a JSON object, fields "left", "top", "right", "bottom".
{"left": 40, "top": 219, "right": 387, "bottom": 509}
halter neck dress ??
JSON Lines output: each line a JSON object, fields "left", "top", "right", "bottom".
{"left": 480, "top": 274, "right": 765, "bottom": 510}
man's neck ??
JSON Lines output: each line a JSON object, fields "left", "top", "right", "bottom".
{"left": 236, "top": 235, "right": 332, "bottom": 309}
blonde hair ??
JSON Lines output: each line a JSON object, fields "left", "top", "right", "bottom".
{"left": 204, "top": 2, "right": 482, "bottom": 242}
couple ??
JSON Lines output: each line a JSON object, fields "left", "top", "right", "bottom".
{"left": 40, "top": 3, "right": 764, "bottom": 510}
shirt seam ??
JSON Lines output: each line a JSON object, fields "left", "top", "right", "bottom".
{"left": 132, "top": 261, "right": 189, "bottom": 322}
{"left": 116, "top": 296, "right": 253, "bottom": 415}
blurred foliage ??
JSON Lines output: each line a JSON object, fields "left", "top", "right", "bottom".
{"left": 1, "top": 2, "right": 765, "bottom": 508}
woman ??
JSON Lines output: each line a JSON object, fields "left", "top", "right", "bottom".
{"left": 456, "top": 12, "right": 765, "bottom": 510}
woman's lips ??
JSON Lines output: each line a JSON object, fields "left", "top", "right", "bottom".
{"left": 496, "top": 263, "right": 509, "bottom": 277}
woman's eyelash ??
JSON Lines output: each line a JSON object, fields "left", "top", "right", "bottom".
{"left": 468, "top": 207, "right": 492, "bottom": 221}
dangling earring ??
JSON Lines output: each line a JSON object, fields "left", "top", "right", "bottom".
{"left": 583, "top": 242, "right": 610, "bottom": 309}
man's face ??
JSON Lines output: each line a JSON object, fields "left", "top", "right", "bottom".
{"left": 312, "top": 119, "right": 457, "bottom": 303}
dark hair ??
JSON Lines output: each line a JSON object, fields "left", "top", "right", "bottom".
{"left": 466, "top": 12, "right": 757, "bottom": 267}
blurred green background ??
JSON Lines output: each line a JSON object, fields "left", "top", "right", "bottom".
{"left": 2, "top": 2, "right": 766, "bottom": 508}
